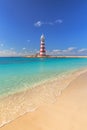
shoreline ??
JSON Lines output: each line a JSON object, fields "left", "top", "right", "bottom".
{"left": 0, "top": 56, "right": 87, "bottom": 58}
{"left": 25, "top": 55, "right": 87, "bottom": 58}
{"left": 0, "top": 68, "right": 87, "bottom": 129}
{"left": 1, "top": 68, "right": 87, "bottom": 130}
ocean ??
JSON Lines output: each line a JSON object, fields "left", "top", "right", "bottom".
{"left": 0, "top": 57, "right": 87, "bottom": 127}
{"left": 0, "top": 57, "right": 87, "bottom": 97}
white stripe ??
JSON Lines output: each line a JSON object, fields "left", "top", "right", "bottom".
{"left": 40, "top": 49, "right": 45, "bottom": 51}
{"left": 40, "top": 52, "right": 46, "bottom": 55}
{"left": 41, "top": 41, "right": 45, "bottom": 44}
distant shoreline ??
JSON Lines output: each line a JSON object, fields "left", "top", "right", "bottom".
{"left": 25, "top": 55, "right": 87, "bottom": 58}
{"left": 0, "top": 56, "right": 87, "bottom": 58}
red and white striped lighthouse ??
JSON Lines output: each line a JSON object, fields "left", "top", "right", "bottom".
{"left": 40, "top": 34, "right": 46, "bottom": 56}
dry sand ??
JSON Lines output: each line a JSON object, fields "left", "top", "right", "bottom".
{"left": 1, "top": 71, "right": 87, "bottom": 130}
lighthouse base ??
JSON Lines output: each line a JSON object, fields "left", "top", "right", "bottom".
{"left": 36, "top": 54, "right": 50, "bottom": 58}
{"left": 38, "top": 55, "right": 46, "bottom": 57}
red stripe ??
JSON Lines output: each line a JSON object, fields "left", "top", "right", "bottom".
{"left": 40, "top": 43, "right": 45, "bottom": 45}
{"left": 40, "top": 50, "right": 45, "bottom": 52}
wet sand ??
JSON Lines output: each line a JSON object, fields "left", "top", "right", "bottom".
{"left": 1, "top": 70, "right": 87, "bottom": 130}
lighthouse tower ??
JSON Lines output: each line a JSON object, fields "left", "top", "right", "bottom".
{"left": 40, "top": 34, "right": 46, "bottom": 56}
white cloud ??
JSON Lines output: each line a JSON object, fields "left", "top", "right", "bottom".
{"left": 55, "top": 19, "right": 63, "bottom": 24}
{"left": 53, "top": 49, "right": 61, "bottom": 52}
{"left": 34, "top": 19, "right": 63, "bottom": 27}
{"left": 62, "top": 47, "right": 76, "bottom": 54}
{"left": 47, "top": 47, "right": 78, "bottom": 56}
{"left": 0, "top": 47, "right": 87, "bottom": 57}
{"left": 0, "top": 47, "right": 27, "bottom": 56}
{"left": 78, "top": 48, "right": 87, "bottom": 52}
{"left": 34, "top": 21, "right": 43, "bottom": 27}
{"left": 0, "top": 49, "right": 31, "bottom": 57}
{"left": 62, "top": 49, "right": 68, "bottom": 53}
{"left": 67, "top": 47, "right": 76, "bottom": 51}
{"left": 0, "top": 50, "right": 18, "bottom": 57}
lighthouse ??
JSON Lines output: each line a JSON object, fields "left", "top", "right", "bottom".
{"left": 40, "top": 34, "right": 46, "bottom": 56}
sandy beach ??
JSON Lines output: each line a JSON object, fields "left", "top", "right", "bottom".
{"left": 0, "top": 70, "right": 87, "bottom": 130}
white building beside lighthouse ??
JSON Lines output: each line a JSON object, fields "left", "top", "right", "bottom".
{"left": 39, "top": 34, "right": 46, "bottom": 56}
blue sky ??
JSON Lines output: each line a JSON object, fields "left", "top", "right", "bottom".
{"left": 0, "top": 0, "right": 87, "bottom": 56}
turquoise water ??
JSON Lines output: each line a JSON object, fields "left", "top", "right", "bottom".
{"left": 0, "top": 57, "right": 87, "bottom": 97}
